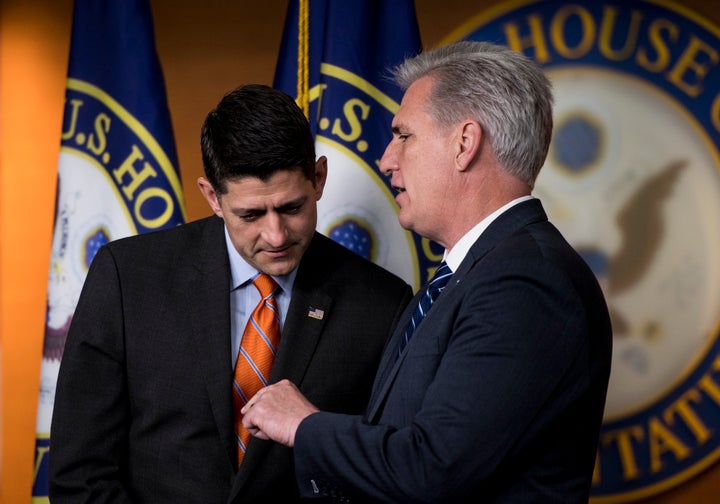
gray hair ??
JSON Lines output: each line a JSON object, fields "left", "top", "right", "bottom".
{"left": 390, "top": 41, "right": 553, "bottom": 188}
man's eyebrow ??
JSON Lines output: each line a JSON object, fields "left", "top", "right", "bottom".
{"left": 230, "top": 206, "right": 265, "bottom": 216}
{"left": 230, "top": 195, "right": 308, "bottom": 215}
{"left": 276, "top": 195, "right": 308, "bottom": 211}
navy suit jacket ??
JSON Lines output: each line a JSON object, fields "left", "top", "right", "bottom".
{"left": 294, "top": 199, "right": 613, "bottom": 503}
{"left": 49, "top": 215, "right": 412, "bottom": 503}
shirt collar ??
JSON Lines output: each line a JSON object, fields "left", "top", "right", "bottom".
{"left": 444, "top": 195, "right": 534, "bottom": 272}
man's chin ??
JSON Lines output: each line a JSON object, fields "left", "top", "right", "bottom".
{"left": 397, "top": 213, "right": 413, "bottom": 232}
{"left": 259, "top": 257, "right": 301, "bottom": 277}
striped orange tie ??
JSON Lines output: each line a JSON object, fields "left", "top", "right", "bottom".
{"left": 233, "top": 273, "right": 281, "bottom": 466}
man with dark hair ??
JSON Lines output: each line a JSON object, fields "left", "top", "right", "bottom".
{"left": 49, "top": 84, "right": 412, "bottom": 503}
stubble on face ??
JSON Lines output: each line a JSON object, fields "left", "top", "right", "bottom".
{"left": 219, "top": 170, "right": 319, "bottom": 277}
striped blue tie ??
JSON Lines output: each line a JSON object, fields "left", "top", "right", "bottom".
{"left": 398, "top": 262, "right": 453, "bottom": 358}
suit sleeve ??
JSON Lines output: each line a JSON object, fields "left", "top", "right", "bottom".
{"left": 293, "top": 254, "right": 597, "bottom": 502}
{"left": 49, "top": 245, "right": 133, "bottom": 503}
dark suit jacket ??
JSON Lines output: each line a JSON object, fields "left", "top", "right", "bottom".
{"left": 49, "top": 215, "right": 412, "bottom": 503}
{"left": 293, "top": 199, "right": 613, "bottom": 503}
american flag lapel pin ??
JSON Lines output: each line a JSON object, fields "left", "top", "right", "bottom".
{"left": 307, "top": 307, "right": 325, "bottom": 320}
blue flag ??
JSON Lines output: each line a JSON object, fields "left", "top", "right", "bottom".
{"left": 32, "top": 0, "right": 185, "bottom": 499}
{"left": 274, "top": 0, "right": 439, "bottom": 290}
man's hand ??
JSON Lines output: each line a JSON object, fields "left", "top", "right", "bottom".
{"left": 241, "top": 379, "right": 319, "bottom": 447}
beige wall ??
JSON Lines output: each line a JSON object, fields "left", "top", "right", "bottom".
{"left": 1, "top": 1, "right": 719, "bottom": 502}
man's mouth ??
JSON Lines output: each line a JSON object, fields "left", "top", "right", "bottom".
{"left": 263, "top": 246, "right": 291, "bottom": 257}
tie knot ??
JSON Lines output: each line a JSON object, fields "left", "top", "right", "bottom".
{"left": 253, "top": 273, "right": 278, "bottom": 298}
{"left": 429, "top": 262, "right": 452, "bottom": 289}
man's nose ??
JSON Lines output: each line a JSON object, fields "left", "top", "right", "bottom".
{"left": 262, "top": 213, "right": 287, "bottom": 245}
{"left": 379, "top": 142, "right": 397, "bottom": 176}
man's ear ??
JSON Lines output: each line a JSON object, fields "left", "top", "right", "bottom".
{"left": 197, "top": 177, "right": 223, "bottom": 218}
{"left": 313, "top": 156, "right": 328, "bottom": 200}
{"left": 455, "top": 120, "right": 482, "bottom": 172}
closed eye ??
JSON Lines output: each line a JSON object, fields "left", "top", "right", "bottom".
{"left": 238, "top": 211, "right": 263, "bottom": 222}
{"left": 276, "top": 197, "right": 307, "bottom": 215}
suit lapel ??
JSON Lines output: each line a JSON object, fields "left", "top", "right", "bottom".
{"left": 272, "top": 286, "right": 332, "bottom": 382}
{"left": 366, "top": 199, "right": 549, "bottom": 422}
{"left": 272, "top": 234, "right": 333, "bottom": 383}
{"left": 365, "top": 291, "right": 417, "bottom": 421}
{"left": 184, "top": 217, "right": 237, "bottom": 469}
